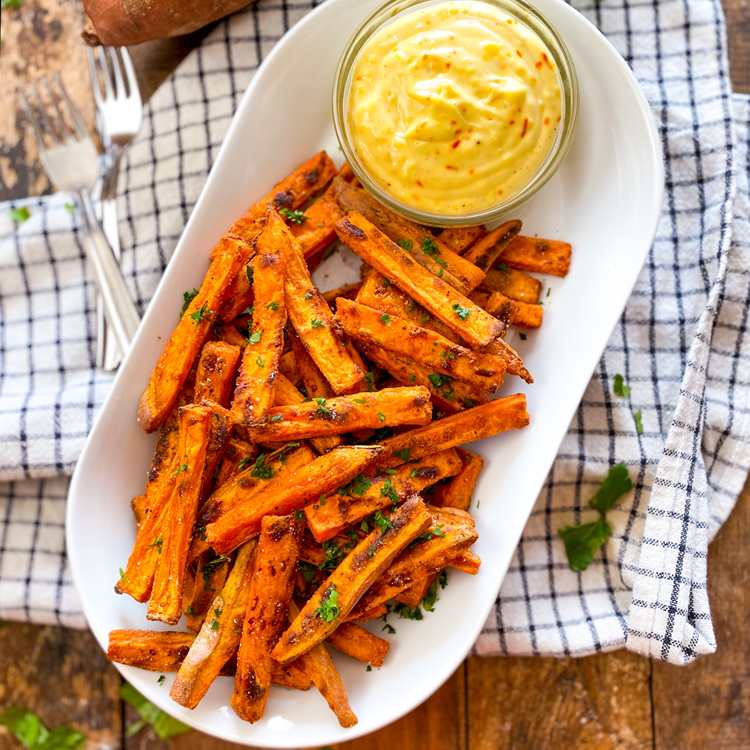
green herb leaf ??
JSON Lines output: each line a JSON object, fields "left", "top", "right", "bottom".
{"left": 341, "top": 473, "right": 373, "bottom": 497}
{"left": 408, "top": 374, "right": 416, "bottom": 383}
{"left": 421, "top": 236, "right": 440, "bottom": 256}
{"left": 420, "top": 315, "right": 430, "bottom": 324}
{"left": 265, "top": 301, "right": 279, "bottom": 310}
{"left": 633, "top": 409, "right": 644, "bottom": 435}
{"left": 319, "top": 541, "right": 346, "bottom": 572}
{"left": 558, "top": 516, "right": 612, "bottom": 572}
{"left": 372, "top": 509, "right": 392, "bottom": 534}
{"left": 210, "top": 619, "right": 220, "bottom": 630}
{"left": 8, "top": 206, "right": 30, "bottom": 223}
{"left": 451, "top": 303, "right": 471, "bottom": 320}
{"left": 377, "top": 411, "right": 386, "bottom": 423}
{"left": 462, "top": 398, "right": 475, "bottom": 408}
{"left": 394, "top": 602, "right": 423, "bottom": 620}
{"left": 519, "top": 332, "right": 527, "bottom": 341}
{"left": 304, "top": 291, "right": 312, "bottom": 299}
{"left": 238, "top": 457, "right": 253, "bottom": 471}
{"left": 380, "top": 314, "right": 391, "bottom": 326}
{"left": 119, "top": 568, "right": 128, "bottom": 582}
{"left": 397, "top": 238, "right": 413, "bottom": 253}
{"left": 256, "top": 356, "right": 264, "bottom": 368}
{"left": 379, "top": 476, "right": 399, "bottom": 506}
{"left": 613, "top": 373, "right": 631, "bottom": 398}
{"left": 353, "top": 397, "right": 367, "bottom": 405}
{"left": 311, "top": 318, "right": 326, "bottom": 328}
{"left": 247, "top": 329, "right": 262, "bottom": 345}
{"left": 279, "top": 208, "right": 308, "bottom": 224}
{"left": 1, "top": 707, "right": 48, "bottom": 749}
{"left": 180, "top": 289, "right": 199, "bottom": 317}
{"left": 120, "top": 683, "right": 191, "bottom": 740}
{"left": 199, "top": 555, "right": 231, "bottom": 588}
{"left": 270, "top": 413, "right": 283, "bottom": 423}
{"left": 315, "top": 585, "right": 340, "bottom": 622}
{"left": 250, "top": 453, "right": 275, "bottom": 480}
{"left": 1, "top": 1, "right": 25, "bottom": 9}
{"left": 171, "top": 462, "right": 188, "bottom": 478}
{"left": 588, "top": 463, "right": 633, "bottom": 514}
{"left": 382, "top": 622, "right": 396, "bottom": 635}
{"left": 246, "top": 265, "right": 254, "bottom": 285}
{"left": 64, "top": 202, "right": 76, "bottom": 214}
{"left": 147, "top": 537, "right": 163, "bottom": 554}
{"left": 295, "top": 509, "right": 304, "bottom": 520}
{"left": 157, "top": 675, "right": 166, "bottom": 685}
{"left": 299, "top": 560, "right": 317, "bottom": 583}
{"left": 423, "top": 577, "right": 440, "bottom": 612}
{"left": 189, "top": 302, "right": 214, "bottom": 325}
{"left": 497, "top": 262, "right": 509, "bottom": 273}
{"left": 392, "top": 448, "right": 411, "bottom": 462}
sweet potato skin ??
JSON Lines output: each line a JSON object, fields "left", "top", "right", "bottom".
{"left": 326, "top": 622, "right": 390, "bottom": 667}
{"left": 336, "top": 213, "right": 502, "bottom": 349}
{"left": 482, "top": 267, "right": 542, "bottom": 304}
{"left": 232, "top": 515, "right": 301, "bottom": 723}
{"left": 462, "top": 220, "right": 522, "bottom": 273}
{"left": 431, "top": 448, "right": 484, "bottom": 512}
{"left": 485, "top": 291, "right": 544, "bottom": 329}
{"left": 438, "top": 226, "right": 488, "bottom": 254}
{"left": 138, "top": 236, "right": 251, "bottom": 433}
{"left": 195, "top": 341, "right": 242, "bottom": 406}
{"left": 498, "top": 235, "right": 572, "bottom": 277}
{"left": 272, "top": 496, "right": 431, "bottom": 663}
{"left": 206, "top": 446, "right": 385, "bottom": 554}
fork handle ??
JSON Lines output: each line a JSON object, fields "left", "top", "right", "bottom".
{"left": 78, "top": 190, "right": 140, "bottom": 357}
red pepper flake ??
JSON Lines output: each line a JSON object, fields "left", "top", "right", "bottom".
{"left": 416, "top": 180, "right": 424, "bottom": 187}
{"left": 411, "top": 194, "right": 421, "bottom": 201}
{"left": 557, "top": 115, "right": 562, "bottom": 123}
{"left": 450, "top": 120, "right": 457, "bottom": 125}
{"left": 422, "top": 54, "right": 428, "bottom": 61}
{"left": 455, "top": 129, "right": 462, "bottom": 135}
{"left": 521, "top": 118, "right": 529, "bottom": 137}
{"left": 445, "top": 165, "right": 459, "bottom": 171}
{"left": 542, "top": 53, "right": 553, "bottom": 69}
{"left": 469, "top": 168, "right": 475, "bottom": 175}
{"left": 535, "top": 61, "right": 543, "bottom": 70}
{"left": 544, "top": 117, "right": 551, "bottom": 126}
{"left": 509, "top": 120, "right": 515, "bottom": 125}
{"left": 497, "top": 189, "right": 504, "bottom": 195}
{"left": 451, "top": 139, "right": 461, "bottom": 149}
{"left": 516, "top": 49, "right": 523, "bottom": 58}
{"left": 446, "top": 62, "right": 451, "bottom": 69}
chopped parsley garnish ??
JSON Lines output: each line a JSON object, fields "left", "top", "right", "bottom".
{"left": 186, "top": 606, "right": 196, "bottom": 616}
{"left": 304, "top": 291, "right": 312, "bottom": 299}
{"left": 171, "top": 462, "right": 188, "bottom": 478}
{"left": 270, "top": 413, "right": 283, "bottom": 423}
{"left": 372, "top": 509, "right": 392, "bottom": 533}
{"left": 340, "top": 473, "right": 373, "bottom": 497}
{"left": 421, "top": 236, "right": 440, "bottom": 257}
{"left": 497, "top": 262, "right": 509, "bottom": 273}
{"left": 238, "top": 457, "right": 253, "bottom": 471}
{"left": 383, "top": 279, "right": 392, "bottom": 286}
{"left": 315, "top": 585, "right": 340, "bottom": 622}
{"left": 247, "top": 329, "right": 262, "bottom": 345}
{"left": 246, "top": 266, "right": 254, "bottom": 285}
{"left": 256, "top": 356, "right": 264, "bottom": 367}
{"left": 157, "top": 675, "right": 166, "bottom": 685}
{"left": 408, "top": 374, "right": 416, "bottom": 383}
{"left": 411, "top": 524, "right": 445, "bottom": 546}
{"left": 295, "top": 509, "right": 304, "bottom": 520}
{"left": 266, "top": 301, "right": 279, "bottom": 310}
{"left": 199, "top": 555, "right": 231, "bottom": 588}
{"left": 119, "top": 568, "right": 128, "bottom": 582}
{"left": 196, "top": 526, "right": 207, "bottom": 541}
{"left": 451, "top": 303, "right": 471, "bottom": 320}
{"left": 311, "top": 318, "right": 326, "bottom": 328}
{"left": 250, "top": 453, "right": 275, "bottom": 479}
{"left": 420, "top": 315, "right": 430, "bottom": 324}
{"left": 189, "top": 302, "right": 214, "bottom": 324}
{"left": 180, "top": 288, "right": 199, "bottom": 317}
{"left": 382, "top": 622, "right": 396, "bottom": 635}
{"left": 380, "top": 314, "right": 391, "bottom": 326}
{"left": 8, "top": 206, "right": 30, "bottom": 223}
{"left": 353, "top": 397, "right": 367, "bottom": 405}
{"left": 633, "top": 409, "right": 644, "bottom": 435}
{"left": 519, "top": 332, "right": 527, "bottom": 340}
{"left": 394, "top": 602, "right": 423, "bottom": 620}
{"left": 547, "top": 287, "right": 551, "bottom": 297}
{"left": 313, "top": 397, "right": 331, "bottom": 415}
{"left": 439, "top": 569, "right": 449, "bottom": 589}
{"left": 65, "top": 202, "right": 76, "bottom": 213}
{"left": 380, "top": 476, "right": 399, "bottom": 505}
{"left": 392, "top": 447, "right": 411, "bottom": 462}
{"left": 299, "top": 561, "right": 318, "bottom": 583}
{"left": 147, "top": 537, "right": 164, "bottom": 554}
{"left": 397, "top": 238, "right": 413, "bottom": 253}
{"left": 0, "top": 707, "right": 86, "bottom": 750}
{"left": 364, "top": 371, "right": 376, "bottom": 391}
{"left": 613, "top": 374, "right": 631, "bottom": 398}
{"left": 279, "top": 208, "right": 308, "bottom": 224}
{"left": 423, "top": 577, "right": 440, "bottom": 612}
{"left": 210, "top": 619, "right": 220, "bottom": 631}
{"left": 462, "top": 398, "right": 475, "bottom": 408}
{"left": 377, "top": 411, "right": 386, "bottom": 423}
{"left": 319, "top": 541, "right": 345, "bottom": 572}
{"left": 558, "top": 463, "right": 633, "bottom": 571}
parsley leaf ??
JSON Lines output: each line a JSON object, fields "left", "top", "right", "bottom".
{"left": 270, "top": 413, "right": 283, "bottom": 423}
{"left": 171, "top": 462, "right": 188, "bottom": 478}
{"left": 120, "top": 683, "right": 191, "bottom": 740}
{"left": 256, "top": 356, "right": 264, "bottom": 367}
{"left": 392, "top": 447, "right": 411, "bottom": 462}
{"left": 423, "top": 577, "right": 440, "bottom": 612}
{"left": 394, "top": 602, "right": 423, "bottom": 620}
{"left": 250, "top": 453, "right": 275, "bottom": 479}
{"left": 64, "top": 202, "right": 76, "bottom": 214}
{"left": 588, "top": 463, "right": 633, "bottom": 514}
{"left": 633, "top": 409, "right": 644, "bottom": 435}
{"left": 377, "top": 411, "right": 386, "bottom": 423}
{"left": 497, "top": 262, "right": 509, "bottom": 273}
{"left": 299, "top": 560, "right": 318, "bottom": 583}
{"left": 397, "top": 238, "right": 413, "bottom": 253}
{"left": 199, "top": 555, "right": 231, "bottom": 589}
{"left": 421, "top": 236, "right": 440, "bottom": 256}
{"left": 246, "top": 265, "right": 254, "bottom": 285}
{"left": 8, "top": 206, "right": 30, "bottom": 223}
{"left": 280, "top": 208, "right": 308, "bottom": 224}
{"left": 311, "top": 318, "right": 326, "bottom": 328}
{"left": 0, "top": 707, "right": 86, "bottom": 750}
{"left": 341, "top": 473, "right": 373, "bottom": 497}
{"left": 372, "top": 509, "right": 392, "bottom": 534}
{"left": 451, "top": 303, "right": 471, "bottom": 320}
{"left": 558, "top": 516, "right": 612, "bottom": 572}
{"left": 319, "top": 541, "right": 345, "bottom": 572}
{"left": 314, "top": 397, "right": 331, "bottom": 415}
{"left": 380, "top": 314, "right": 391, "bottom": 326}
{"left": 266, "top": 301, "right": 279, "bottom": 310}
{"left": 247, "top": 329, "right": 262, "bottom": 345}
{"left": 408, "top": 374, "right": 416, "bottom": 383}
{"left": 382, "top": 622, "right": 396, "bottom": 635}
{"left": 147, "top": 537, "right": 163, "bottom": 554}
{"left": 613, "top": 373, "right": 631, "bottom": 397}
{"left": 189, "top": 302, "right": 214, "bottom": 324}
{"left": 238, "top": 457, "right": 253, "bottom": 471}
{"left": 315, "top": 585, "right": 340, "bottom": 622}
{"left": 180, "top": 288, "right": 199, "bottom": 317}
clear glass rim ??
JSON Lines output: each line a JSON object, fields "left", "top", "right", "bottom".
{"left": 332, "top": 0, "right": 580, "bottom": 227}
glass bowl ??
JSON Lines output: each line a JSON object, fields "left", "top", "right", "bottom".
{"left": 333, "top": 0, "right": 579, "bottom": 227}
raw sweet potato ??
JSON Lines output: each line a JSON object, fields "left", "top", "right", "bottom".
{"left": 249, "top": 386, "right": 432, "bottom": 443}
{"left": 194, "top": 341, "right": 242, "bottom": 406}
{"left": 304, "top": 449, "right": 462, "bottom": 542}
{"left": 482, "top": 266, "right": 542, "bottom": 304}
{"left": 374, "top": 394, "right": 529, "bottom": 470}
{"left": 462, "top": 220, "right": 522, "bottom": 273}
{"left": 138, "top": 236, "right": 251, "bottom": 433}
{"left": 498, "top": 235, "right": 572, "bottom": 277}
{"left": 333, "top": 299, "right": 506, "bottom": 394}
{"left": 260, "top": 207, "right": 365, "bottom": 394}
{"left": 272, "top": 496, "right": 431, "bottom": 663}
{"left": 148, "top": 405, "right": 213, "bottom": 625}
{"left": 288, "top": 602, "right": 358, "bottom": 728}
{"left": 335, "top": 213, "right": 502, "bottom": 349}
{"left": 232, "top": 515, "right": 301, "bottom": 722}
{"left": 333, "top": 177, "right": 485, "bottom": 294}
{"left": 206, "top": 446, "right": 385, "bottom": 554}
{"left": 231, "top": 250, "right": 286, "bottom": 425}
{"left": 326, "top": 622, "right": 389, "bottom": 667}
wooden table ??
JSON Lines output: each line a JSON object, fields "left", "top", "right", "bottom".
{"left": 1, "top": 2, "right": 748, "bottom": 748}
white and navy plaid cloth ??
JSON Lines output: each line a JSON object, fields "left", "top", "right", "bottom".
{"left": 0, "top": 0, "right": 748, "bottom": 664}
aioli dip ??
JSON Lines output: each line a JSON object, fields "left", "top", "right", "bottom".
{"left": 346, "top": 0, "right": 563, "bottom": 216}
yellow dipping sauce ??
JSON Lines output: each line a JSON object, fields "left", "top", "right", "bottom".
{"left": 346, "top": 0, "right": 563, "bottom": 216}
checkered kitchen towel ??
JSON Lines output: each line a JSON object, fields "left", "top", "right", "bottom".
{"left": 1, "top": 0, "right": 748, "bottom": 663}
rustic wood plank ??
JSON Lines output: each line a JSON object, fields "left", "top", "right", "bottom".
{"left": 0, "top": 623, "right": 121, "bottom": 748}
{"left": 466, "top": 651, "right": 653, "bottom": 750}
{"left": 337, "top": 664, "right": 467, "bottom": 750}
{"left": 651, "top": 479, "right": 750, "bottom": 750}
{"left": 724, "top": 0, "right": 750, "bottom": 93}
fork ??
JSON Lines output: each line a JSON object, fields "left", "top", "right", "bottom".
{"left": 87, "top": 46, "right": 144, "bottom": 371}
{"left": 19, "top": 76, "right": 141, "bottom": 358}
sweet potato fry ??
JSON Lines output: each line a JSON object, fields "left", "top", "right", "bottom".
{"left": 199, "top": 443, "right": 317, "bottom": 527}
{"left": 322, "top": 283, "right": 362, "bottom": 308}
{"left": 219, "top": 265, "right": 256, "bottom": 322}
{"left": 219, "top": 320, "right": 252, "bottom": 349}
{"left": 498, "top": 235, "right": 572, "bottom": 277}
{"left": 348, "top": 339, "right": 487, "bottom": 414}
{"left": 272, "top": 495, "right": 431, "bottom": 663}
{"left": 333, "top": 177, "right": 484, "bottom": 294}
{"left": 185, "top": 549, "right": 232, "bottom": 632}
{"left": 374, "top": 394, "right": 529, "bottom": 470}
{"left": 170, "top": 541, "right": 256, "bottom": 708}
{"left": 326, "top": 622, "right": 389, "bottom": 667}
{"left": 451, "top": 550, "right": 481, "bottom": 575}
{"left": 206, "top": 446, "right": 385, "bottom": 554}
{"left": 485, "top": 291, "right": 543, "bottom": 329}
{"left": 289, "top": 192, "right": 345, "bottom": 261}
{"left": 231, "top": 251, "right": 286, "bottom": 425}
{"left": 249, "top": 386, "right": 432, "bottom": 443}
{"left": 356, "top": 270, "right": 532, "bottom": 383}
{"left": 232, "top": 515, "right": 301, "bottom": 722}
{"left": 108, "top": 629, "right": 311, "bottom": 688}
{"left": 278, "top": 350, "right": 303, "bottom": 388}
{"left": 462, "top": 220, "right": 522, "bottom": 273}
{"left": 260, "top": 207, "right": 365, "bottom": 394}
{"left": 138, "top": 236, "right": 252, "bottom": 433}
{"left": 305, "top": 449, "right": 463, "bottom": 542}
{"left": 395, "top": 575, "right": 435, "bottom": 608}
{"left": 352, "top": 603, "right": 388, "bottom": 622}
{"left": 225, "top": 151, "right": 338, "bottom": 244}
{"left": 437, "top": 226, "right": 487, "bottom": 255}
{"left": 195, "top": 341, "right": 242, "bottom": 406}
{"left": 131, "top": 494, "right": 147, "bottom": 526}
{"left": 214, "top": 438, "right": 258, "bottom": 491}
{"left": 348, "top": 512, "right": 478, "bottom": 620}
{"left": 335, "top": 213, "right": 502, "bottom": 349}
{"left": 431, "top": 449, "right": 483, "bottom": 512}
{"left": 482, "top": 266, "right": 542, "bottom": 304}
{"left": 333, "top": 299, "right": 506, "bottom": 394}
{"left": 148, "top": 405, "right": 213, "bottom": 625}
{"left": 289, "top": 601, "right": 358, "bottom": 728}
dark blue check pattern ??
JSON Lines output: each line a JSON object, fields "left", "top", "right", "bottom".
{"left": 0, "top": 0, "right": 747, "bottom": 664}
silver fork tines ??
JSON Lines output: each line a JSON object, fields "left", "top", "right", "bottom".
{"left": 20, "top": 75, "right": 141, "bottom": 361}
